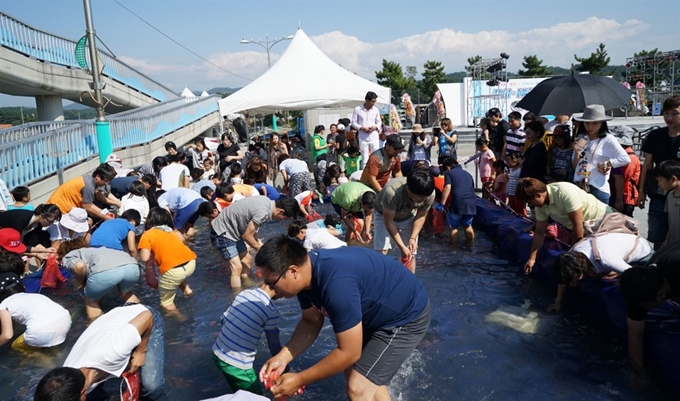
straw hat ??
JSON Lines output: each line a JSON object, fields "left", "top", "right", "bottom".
{"left": 572, "top": 104, "right": 613, "bottom": 122}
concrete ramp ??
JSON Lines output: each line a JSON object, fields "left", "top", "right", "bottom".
{"left": 0, "top": 12, "right": 179, "bottom": 113}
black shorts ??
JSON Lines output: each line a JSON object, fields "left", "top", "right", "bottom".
{"left": 354, "top": 301, "right": 431, "bottom": 386}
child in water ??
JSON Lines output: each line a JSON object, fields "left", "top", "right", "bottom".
{"left": 138, "top": 208, "right": 197, "bottom": 311}
{"left": 0, "top": 272, "right": 71, "bottom": 351}
{"left": 212, "top": 283, "right": 281, "bottom": 395}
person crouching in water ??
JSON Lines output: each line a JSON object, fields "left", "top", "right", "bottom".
{"left": 58, "top": 238, "right": 142, "bottom": 319}
{"left": 550, "top": 232, "right": 654, "bottom": 313}
{"left": 438, "top": 157, "right": 477, "bottom": 246}
{"left": 0, "top": 271, "right": 71, "bottom": 352}
{"left": 138, "top": 208, "right": 196, "bottom": 312}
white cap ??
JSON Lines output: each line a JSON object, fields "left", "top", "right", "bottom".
{"left": 337, "top": 124, "right": 346, "bottom": 130}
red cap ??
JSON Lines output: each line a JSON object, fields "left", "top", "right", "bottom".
{"left": 0, "top": 228, "right": 27, "bottom": 254}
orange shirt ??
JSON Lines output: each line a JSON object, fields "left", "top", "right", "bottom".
{"left": 138, "top": 228, "right": 196, "bottom": 275}
{"left": 360, "top": 151, "right": 401, "bottom": 188}
{"left": 47, "top": 176, "right": 86, "bottom": 214}
{"left": 232, "top": 184, "right": 256, "bottom": 197}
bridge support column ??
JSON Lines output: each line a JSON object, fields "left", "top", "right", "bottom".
{"left": 35, "top": 95, "right": 64, "bottom": 121}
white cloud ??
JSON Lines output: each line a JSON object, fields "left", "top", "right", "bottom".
{"left": 118, "top": 17, "right": 651, "bottom": 93}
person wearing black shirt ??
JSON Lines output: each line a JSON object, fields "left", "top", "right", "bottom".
{"left": 520, "top": 121, "right": 548, "bottom": 182}
{"left": 487, "top": 108, "right": 509, "bottom": 157}
{"left": 216, "top": 133, "right": 244, "bottom": 176}
{"left": 619, "top": 241, "right": 680, "bottom": 384}
{"left": 335, "top": 124, "right": 348, "bottom": 159}
{"left": 637, "top": 95, "right": 680, "bottom": 248}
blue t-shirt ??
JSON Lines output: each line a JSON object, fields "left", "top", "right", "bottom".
{"left": 7, "top": 204, "right": 35, "bottom": 211}
{"left": 89, "top": 218, "right": 135, "bottom": 251}
{"left": 443, "top": 164, "right": 477, "bottom": 216}
{"left": 297, "top": 247, "right": 429, "bottom": 334}
{"left": 254, "top": 183, "right": 280, "bottom": 200}
{"left": 110, "top": 177, "right": 138, "bottom": 199}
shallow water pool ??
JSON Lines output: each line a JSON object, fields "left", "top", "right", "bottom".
{"left": 1, "top": 204, "right": 676, "bottom": 400}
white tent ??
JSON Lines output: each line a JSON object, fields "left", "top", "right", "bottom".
{"left": 218, "top": 29, "right": 390, "bottom": 117}
{"left": 181, "top": 87, "right": 195, "bottom": 98}
{"left": 200, "top": 90, "right": 210, "bottom": 97}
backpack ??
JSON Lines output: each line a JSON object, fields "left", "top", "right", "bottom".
{"left": 581, "top": 212, "right": 641, "bottom": 262}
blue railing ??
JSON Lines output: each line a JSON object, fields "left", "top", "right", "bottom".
{"left": 0, "top": 12, "right": 178, "bottom": 102}
{"left": 0, "top": 96, "right": 220, "bottom": 188}
{"left": 0, "top": 121, "right": 87, "bottom": 144}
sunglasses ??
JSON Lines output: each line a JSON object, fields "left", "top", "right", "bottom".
{"left": 263, "top": 268, "right": 287, "bottom": 290}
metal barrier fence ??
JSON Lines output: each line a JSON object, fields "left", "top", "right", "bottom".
{"left": 0, "top": 96, "right": 220, "bottom": 188}
{"left": 0, "top": 121, "right": 87, "bottom": 143}
{"left": 0, "top": 12, "right": 178, "bottom": 102}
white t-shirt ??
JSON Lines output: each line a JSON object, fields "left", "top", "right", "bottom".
{"left": 0, "top": 293, "right": 71, "bottom": 347}
{"left": 294, "top": 190, "right": 314, "bottom": 206}
{"left": 48, "top": 222, "right": 86, "bottom": 242}
{"left": 119, "top": 195, "right": 150, "bottom": 224}
{"left": 159, "top": 163, "right": 190, "bottom": 191}
{"left": 279, "top": 158, "right": 308, "bottom": 175}
{"left": 64, "top": 304, "right": 146, "bottom": 391}
{"left": 157, "top": 187, "right": 203, "bottom": 211}
{"left": 571, "top": 233, "right": 653, "bottom": 274}
{"left": 303, "top": 229, "right": 346, "bottom": 250}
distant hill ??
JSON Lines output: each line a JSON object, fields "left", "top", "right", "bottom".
{"left": 207, "top": 87, "right": 241, "bottom": 95}
{"left": 64, "top": 103, "right": 93, "bottom": 111}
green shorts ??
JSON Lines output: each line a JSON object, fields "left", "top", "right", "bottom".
{"left": 212, "top": 353, "right": 262, "bottom": 395}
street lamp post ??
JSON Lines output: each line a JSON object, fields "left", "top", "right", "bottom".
{"left": 83, "top": 0, "right": 112, "bottom": 163}
{"left": 240, "top": 34, "right": 294, "bottom": 68}
{"left": 240, "top": 33, "right": 293, "bottom": 131}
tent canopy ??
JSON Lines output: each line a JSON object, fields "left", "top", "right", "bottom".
{"left": 181, "top": 87, "right": 194, "bottom": 98}
{"left": 218, "top": 29, "right": 391, "bottom": 117}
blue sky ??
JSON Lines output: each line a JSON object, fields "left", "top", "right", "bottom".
{"left": 1, "top": 0, "right": 678, "bottom": 106}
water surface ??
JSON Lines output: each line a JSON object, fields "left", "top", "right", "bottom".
{"left": 1, "top": 204, "right": 675, "bottom": 400}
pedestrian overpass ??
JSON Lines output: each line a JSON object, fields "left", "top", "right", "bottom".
{"left": 0, "top": 11, "right": 179, "bottom": 120}
{"left": 0, "top": 95, "right": 222, "bottom": 203}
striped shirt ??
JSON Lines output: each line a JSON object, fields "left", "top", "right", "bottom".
{"left": 212, "top": 288, "right": 280, "bottom": 370}
{"left": 505, "top": 127, "right": 526, "bottom": 154}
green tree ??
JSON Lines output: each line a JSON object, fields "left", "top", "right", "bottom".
{"left": 464, "top": 55, "right": 490, "bottom": 80}
{"left": 574, "top": 43, "right": 611, "bottom": 75}
{"left": 518, "top": 55, "right": 551, "bottom": 77}
{"left": 465, "top": 55, "right": 482, "bottom": 71}
{"left": 375, "top": 59, "right": 413, "bottom": 104}
{"left": 405, "top": 66, "right": 417, "bottom": 80}
{"left": 421, "top": 60, "right": 448, "bottom": 100}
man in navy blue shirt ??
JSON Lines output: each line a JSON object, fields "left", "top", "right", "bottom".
{"left": 256, "top": 236, "right": 430, "bottom": 400}
{"left": 438, "top": 157, "right": 477, "bottom": 245}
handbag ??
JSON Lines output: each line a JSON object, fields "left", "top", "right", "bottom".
{"left": 574, "top": 137, "right": 604, "bottom": 193}
{"left": 120, "top": 371, "right": 140, "bottom": 401}
{"left": 144, "top": 253, "right": 159, "bottom": 289}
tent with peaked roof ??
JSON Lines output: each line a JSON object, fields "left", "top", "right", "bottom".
{"left": 200, "top": 90, "right": 210, "bottom": 97}
{"left": 218, "top": 29, "right": 391, "bottom": 116}
{"left": 181, "top": 87, "right": 195, "bottom": 98}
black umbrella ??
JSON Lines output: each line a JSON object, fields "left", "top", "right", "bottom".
{"left": 515, "top": 73, "right": 631, "bottom": 115}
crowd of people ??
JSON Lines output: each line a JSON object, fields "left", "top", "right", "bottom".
{"left": 0, "top": 91, "right": 679, "bottom": 399}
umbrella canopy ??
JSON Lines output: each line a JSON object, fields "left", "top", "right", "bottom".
{"left": 516, "top": 74, "right": 631, "bottom": 115}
